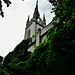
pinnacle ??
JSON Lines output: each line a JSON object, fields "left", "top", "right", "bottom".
{"left": 33, "top": 0, "right": 40, "bottom": 19}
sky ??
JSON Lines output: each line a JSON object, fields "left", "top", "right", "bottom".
{"left": 0, "top": 0, "right": 55, "bottom": 57}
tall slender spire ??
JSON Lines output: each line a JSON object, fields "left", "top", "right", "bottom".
{"left": 33, "top": 0, "right": 40, "bottom": 19}
{"left": 43, "top": 14, "right": 46, "bottom": 25}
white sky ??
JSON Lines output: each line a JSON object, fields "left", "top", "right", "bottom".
{"left": 0, "top": 0, "right": 55, "bottom": 57}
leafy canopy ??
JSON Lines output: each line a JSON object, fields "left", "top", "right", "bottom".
{"left": 0, "top": 0, "right": 11, "bottom": 17}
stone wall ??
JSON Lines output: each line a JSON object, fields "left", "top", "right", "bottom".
{"left": 36, "top": 23, "right": 53, "bottom": 46}
{"left": 25, "top": 22, "right": 36, "bottom": 39}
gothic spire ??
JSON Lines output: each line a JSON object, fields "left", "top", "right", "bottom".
{"left": 43, "top": 14, "right": 46, "bottom": 25}
{"left": 33, "top": 0, "right": 40, "bottom": 19}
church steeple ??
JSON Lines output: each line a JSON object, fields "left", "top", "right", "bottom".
{"left": 24, "top": 0, "right": 47, "bottom": 40}
{"left": 33, "top": 0, "right": 40, "bottom": 19}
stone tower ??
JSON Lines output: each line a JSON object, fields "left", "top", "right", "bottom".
{"left": 24, "top": 0, "right": 46, "bottom": 40}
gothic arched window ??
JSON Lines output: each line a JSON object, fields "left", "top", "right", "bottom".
{"left": 27, "top": 29, "right": 31, "bottom": 38}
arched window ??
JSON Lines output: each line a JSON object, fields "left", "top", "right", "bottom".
{"left": 27, "top": 29, "right": 31, "bottom": 38}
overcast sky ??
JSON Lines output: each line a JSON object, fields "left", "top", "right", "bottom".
{"left": 0, "top": 0, "right": 55, "bottom": 57}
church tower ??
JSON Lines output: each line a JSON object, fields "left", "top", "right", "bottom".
{"left": 24, "top": 0, "right": 46, "bottom": 40}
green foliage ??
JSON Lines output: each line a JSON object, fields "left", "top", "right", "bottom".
{"left": 2, "top": 38, "right": 32, "bottom": 75}
{"left": 46, "top": 0, "right": 75, "bottom": 74}
{"left": 1, "top": 0, "right": 75, "bottom": 75}
{"left": 3, "top": 38, "right": 32, "bottom": 65}
{"left": 24, "top": 0, "right": 75, "bottom": 74}
{"left": 24, "top": 42, "right": 48, "bottom": 71}
{"left": 7, "top": 58, "right": 26, "bottom": 73}
{"left": 0, "top": 56, "right": 3, "bottom": 65}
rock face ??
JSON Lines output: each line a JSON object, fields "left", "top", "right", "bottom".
{"left": 3, "top": 39, "right": 32, "bottom": 64}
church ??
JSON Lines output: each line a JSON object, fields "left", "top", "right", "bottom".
{"left": 24, "top": 0, "right": 57, "bottom": 52}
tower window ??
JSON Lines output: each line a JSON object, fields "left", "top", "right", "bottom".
{"left": 27, "top": 29, "right": 31, "bottom": 38}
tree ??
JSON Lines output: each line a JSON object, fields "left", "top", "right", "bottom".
{"left": 0, "top": 0, "right": 11, "bottom": 17}
{"left": 48, "top": 0, "right": 58, "bottom": 6}
{"left": 47, "top": 0, "right": 75, "bottom": 74}
{"left": 0, "top": 56, "right": 3, "bottom": 65}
